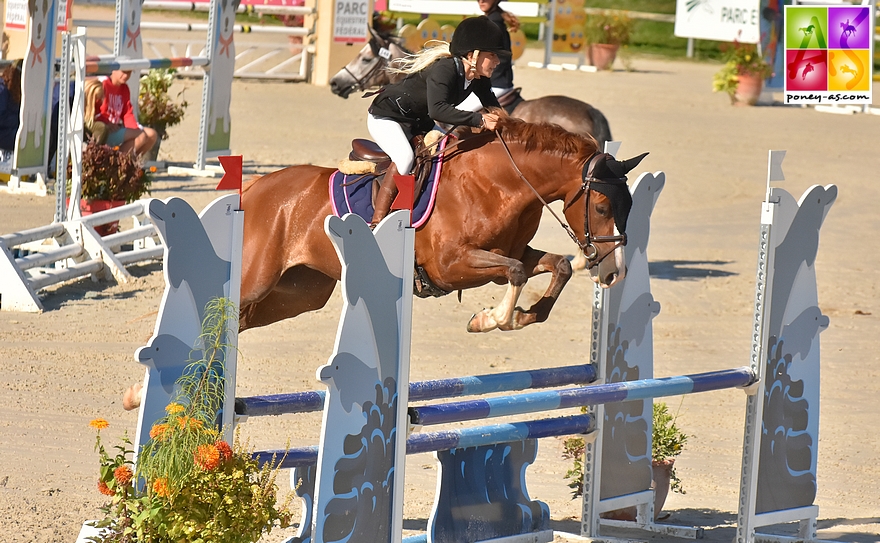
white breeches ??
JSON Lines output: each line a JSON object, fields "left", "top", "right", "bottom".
{"left": 367, "top": 114, "right": 415, "bottom": 174}
{"left": 455, "top": 86, "right": 514, "bottom": 112}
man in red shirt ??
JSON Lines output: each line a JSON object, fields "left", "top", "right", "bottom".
{"left": 100, "top": 69, "right": 158, "bottom": 158}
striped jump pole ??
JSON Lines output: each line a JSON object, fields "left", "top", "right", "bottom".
{"left": 236, "top": 363, "right": 598, "bottom": 417}
{"left": 253, "top": 413, "right": 595, "bottom": 470}
{"left": 84, "top": 56, "right": 210, "bottom": 75}
{"left": 409, "top": 367, "right": 757, "bottom": 426}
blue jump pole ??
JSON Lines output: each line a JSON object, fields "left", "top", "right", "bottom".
{"left": 237, "top": 363, "right": 597, "bottom": 417}
{"left": 409, "top": 367, "right": 757, "bottom": 426}
{"left": 253, "top": 413, "right": 595, "bottom": 470}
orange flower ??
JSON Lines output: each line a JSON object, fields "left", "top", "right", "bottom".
{"left": 176, "top": 416, "right": 203, "bottom": 430}
{"left": 149, "top": 166, "right": 157, "bottom": 173}
{"left": 98, "top": 480, "right": 114, "bottom": 496}
{"left": 89, "top": 418, "right": 109, "bottom": 430}
{"left": 194, "top": 444, "right": 221, "bottom": 470}
{"left": 165, "top": 403, "right": 185, "bottom": 414}
{"left": 149, "top": 423, "right": 169, "bottom": 440}
{"left": 152, "top": 477, "right": 170, "bottom": 497}
{"left": 215, "top": 440, "right": 233, "bottom": 462}
{"left": 114, "top": 465, "right": 133, "bottom": 486}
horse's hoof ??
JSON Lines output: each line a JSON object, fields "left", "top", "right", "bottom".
{"left": 122, "top": 383, "right": 143, "bottom": 411}
{"left": 466, "top": 313, "right": 481, "bottom": 333}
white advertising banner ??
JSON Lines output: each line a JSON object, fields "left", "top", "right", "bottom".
{"left": 674, "top": 0, "right": 761, "bottom": 43}
{"left": 334, "top": 0, "right": 370, "bottom": 42}
{"left": 4, "top": 0, "right": 27, "bottom": 30}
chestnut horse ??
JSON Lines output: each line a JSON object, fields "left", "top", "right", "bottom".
{"left": 239, "top": 117, "right": 646, "bottom": 332}
{"left": 328, "top": 26, "right": 613, "bottom": 147}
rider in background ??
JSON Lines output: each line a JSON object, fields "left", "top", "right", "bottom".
{"left": 457, "top": 0, "right": 519, "bottom": 112}
{"left": 367, "top": 15, "right": 510, "bottom": 227}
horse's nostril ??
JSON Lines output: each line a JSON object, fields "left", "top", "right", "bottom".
{"left": 603, "top": 272, "right": 616, "bottom": 285}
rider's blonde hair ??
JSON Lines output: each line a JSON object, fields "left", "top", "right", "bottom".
{"left": 83, "top": 78, "right": 104, "bottom": 124}
{"left": 388, "top": 40, "right": 453, "bottom": 75}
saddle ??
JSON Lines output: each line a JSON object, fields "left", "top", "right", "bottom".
{"left": 345, "top": 134, "right": 440, "bottom": 207}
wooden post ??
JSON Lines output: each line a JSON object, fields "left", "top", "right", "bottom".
{"left": 311, "top": 0, "right": 374, "bottom": 86}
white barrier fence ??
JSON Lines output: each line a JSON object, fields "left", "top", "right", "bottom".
{"left": 0, "top": 200, "right": 162, "bottom": 312}
{"left": 73, "top": 1, "right": 315, "bottom": 81}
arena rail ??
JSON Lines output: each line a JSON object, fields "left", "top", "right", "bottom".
{"left": 77, "top": 152, "right": 839, "bottom": 543}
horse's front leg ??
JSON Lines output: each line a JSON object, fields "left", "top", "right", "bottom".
{"left": 513, "top": 246, "right": 573, "bottom": 329}
{"left": 447, "top": 249, "right": 528, "bottom": 333}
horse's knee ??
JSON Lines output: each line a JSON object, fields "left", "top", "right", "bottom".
{"left": 509, "top": 263, "right": 528, "bottom": 286}
{"left": 557, "top": 257, "right": 573, "bottom": 282}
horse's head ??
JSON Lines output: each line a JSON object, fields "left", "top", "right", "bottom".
{"left": 578, "top": 151, "right": 648, "bottom": 288}
{"left": 329, "top": 26, "right": 405, "bottom": 98}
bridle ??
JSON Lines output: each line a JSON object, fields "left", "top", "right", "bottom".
{"left": 497, "top": 133, "right": 627, "bottom": 269}
{"left": 577, "top": 151, "right": 628, "bottom": 263}
{"left": 341, "top": 34, "right": 396, "bottom": 94}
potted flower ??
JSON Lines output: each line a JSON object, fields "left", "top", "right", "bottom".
{"left": 562, "top": 400, "right": 689, "bottom": 520}
{"left": 137, "top": 68, "right": 188, "bottom": 161}
{"left": 712, "top": 40, "right": 772, "bottom": 105}
{"left": 651, "top": 400, "right": 688, "bottom": 516}
{"left": 68, "top": 143, "right": 153, "bottom": 235}
{"left": 583, "top": 10, "right": 634, "bottom": 70}
{"left": 85, "top": 298, "right": 294, "bottom": 543}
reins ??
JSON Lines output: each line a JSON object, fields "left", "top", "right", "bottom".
{"left": 496, "top": 130, "right": 626, "bottom": 268}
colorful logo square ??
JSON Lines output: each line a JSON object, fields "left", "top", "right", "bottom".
{"left": 785, "top": 7, "right": 827, "bottom": 50}
{"left": 828, "top": 49, "right": 871, "bottom": 91}
{"left": 786, "top": 50, "right": 827, "bottom": 91}
{"left": 827, "top": 6, "right": 871, "bottom": 49}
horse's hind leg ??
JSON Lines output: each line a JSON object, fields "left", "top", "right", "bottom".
{"left": 513, "top": 247, "right": 573, "bottom": 329}
{"left": 239, "top": 268, "right": 337, "bottom": 331}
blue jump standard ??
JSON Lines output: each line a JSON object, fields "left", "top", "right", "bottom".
{"left": 409, "top": 367, "right": 757, "bottom": 426}
{"left": 235, "top": 364, "right": 597, "bottom": 417}
{"left": 252, "top": 413, "right": 595, "bottom": 470}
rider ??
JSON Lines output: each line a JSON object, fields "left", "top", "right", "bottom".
{"left": 457, "top": 0, "right": 519, "bottom": 112}
{"left": 366, "top": 15, "right": 510, "bottom": 227}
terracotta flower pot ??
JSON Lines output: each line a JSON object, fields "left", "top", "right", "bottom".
{"left": 589, "top": 43, "right": 620, "bottom": 70}
{"left": 651, "top": 458, "right": 675, "bottom": 517}
{"left": 68, "top": 198, "right": 126, "bottom": 236}
{"left": 734, "top": 73, "right": 764, "bottom": 106}
{"left": 599, "top": 458, "right": 676, "bottom": 522}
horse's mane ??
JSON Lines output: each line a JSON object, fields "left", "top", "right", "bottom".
{"left": 494, "top": 114, "right": 599, "bottom": 165}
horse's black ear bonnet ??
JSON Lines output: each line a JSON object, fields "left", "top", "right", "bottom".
{"left": 583, "top": 152, "right": 648, "bottom": 234}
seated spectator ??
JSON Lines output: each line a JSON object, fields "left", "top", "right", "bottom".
{"left": 99, "top": 69, "right": 157, "bottom": 158}
{"left": 0, "top": 59, "right": 22, "bottom": 156}
{"left": 83, "top": 78, "right": 109, "bottom": 144}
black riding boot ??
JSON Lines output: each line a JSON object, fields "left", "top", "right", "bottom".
{"left": 370, "top": 162, "right": 401, "bottom": 227}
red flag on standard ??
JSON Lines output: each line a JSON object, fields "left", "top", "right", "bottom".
{"left": 216, "top": 155, "right": 243, "bottom": 191}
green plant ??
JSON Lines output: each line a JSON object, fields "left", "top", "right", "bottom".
{"left": 87, "top": 298, "right": 293, "bottom": 543}
{"left": 137, "top": 68, "right": 187, "bottom": 140}
{"left": 652, "top": 400, "right": 688, "bottom": 494}
{"left": 583, "top": 10, "right": 634, "bottom": 46}
{"left": 712, "top": 41, "right": 772, "bottom": 100}
{"left": 561, "top": 400, "right": 690, "bottom": 498}
{"left": 70, "top": 143, "right": 152, "bottom": 203}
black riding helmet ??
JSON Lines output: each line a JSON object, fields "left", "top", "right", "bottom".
{"left": 450, "top": 16, "right": 512, "bottom": 59}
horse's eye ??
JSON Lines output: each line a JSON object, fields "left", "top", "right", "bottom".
{"left": 595, "top": 204, "right": 611, "bottom": 218}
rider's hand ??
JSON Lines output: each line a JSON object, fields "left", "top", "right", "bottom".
{"left": 481, "top": 113, "right": 499, "bottom": 131}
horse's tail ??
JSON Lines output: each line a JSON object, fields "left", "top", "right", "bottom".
{"left": 588, "top": 106, "right": 613, "bottom": 148}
